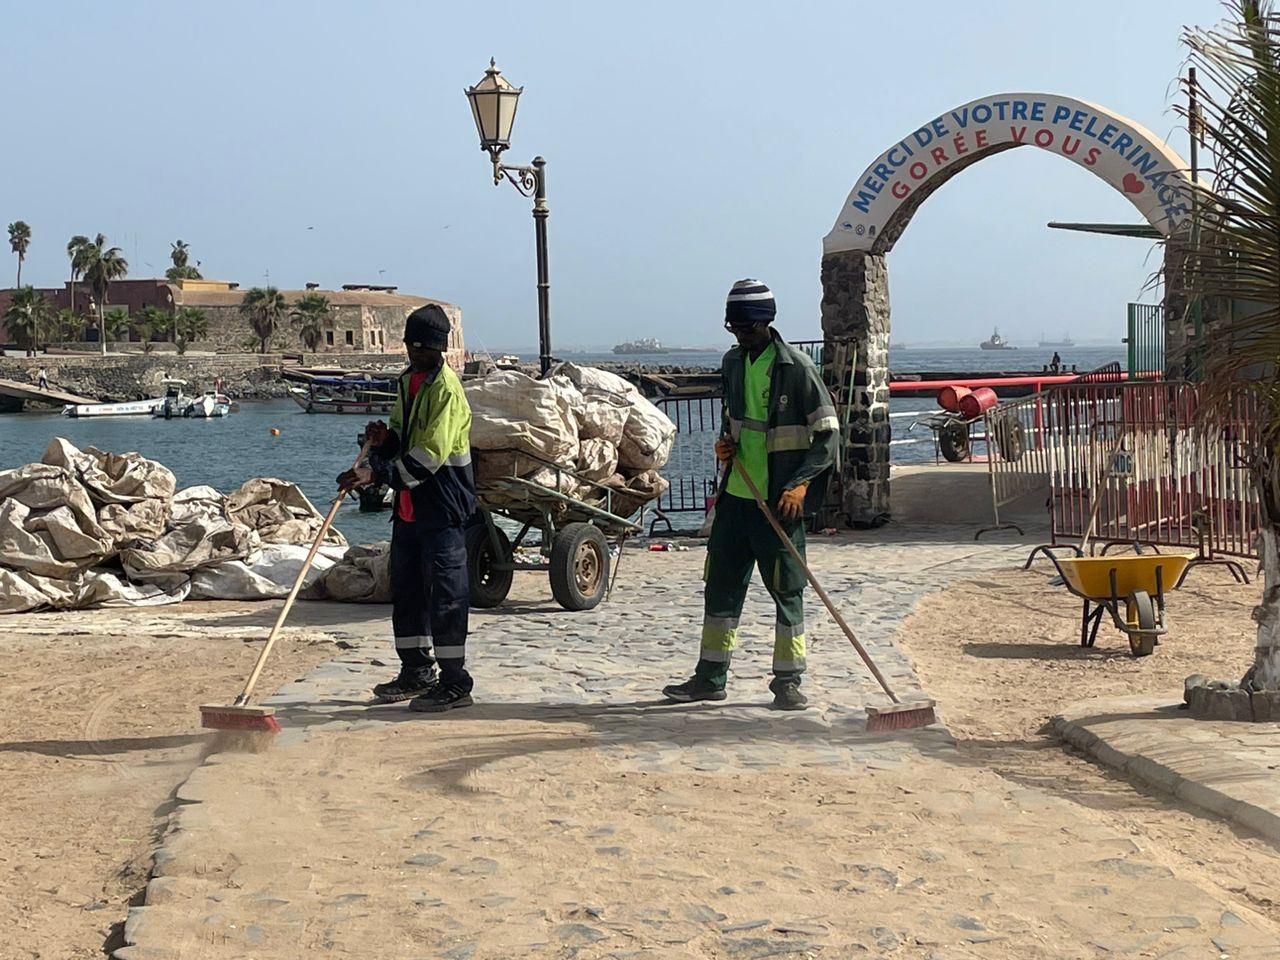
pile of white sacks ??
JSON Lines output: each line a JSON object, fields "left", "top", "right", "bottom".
{"left": 1, "top": 367, "right": 678, "bottom": 614}
{"left": 465, "top": 362, "right": 676, "bottom": 516}
{"left": 0, "top": 439, "right": 346, "bottom": 614}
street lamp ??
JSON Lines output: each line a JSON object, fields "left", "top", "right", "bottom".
{"left": 465, "top": 59, "right": 551, "bottom": 375}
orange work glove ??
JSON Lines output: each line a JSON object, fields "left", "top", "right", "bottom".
{"left": 778, "top": 484, "right": 808, "bottom": 520}
{"left": 714, "top": 437, "right": 736, "bottom": 464}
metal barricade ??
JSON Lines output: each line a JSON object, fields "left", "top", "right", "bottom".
{"left": 1025, "top": 381, "right": 1258, "bottom": 577}
{"left": 976, "top": 392, "right": 1052, "bottom": 538}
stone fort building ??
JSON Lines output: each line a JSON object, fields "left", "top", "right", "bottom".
{"left": 0, "top": 277, "right": 464, "bottom": 366}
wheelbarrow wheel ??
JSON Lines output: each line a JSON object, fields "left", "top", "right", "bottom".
{"left": 549, "top": 522, "right": 609, "bottom": 611}
{"left": 939, "top": 420, "right": 970, "bottom": 463}
{"left": 465, "top": 523, "right": 513, "bottom": 609}
{"left": 1125, "top": 590, "right": 1157, "bottom": 657}
{"left": 995, "top": 419, "right": 1026, "bottom": 462}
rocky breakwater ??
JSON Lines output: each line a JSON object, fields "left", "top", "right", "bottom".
{"left": 0, "top": 352, "right": 406, "bottom": 407}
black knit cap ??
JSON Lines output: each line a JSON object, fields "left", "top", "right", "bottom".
{"left": 403, "top": 304, "right": 451, "bottom": 351}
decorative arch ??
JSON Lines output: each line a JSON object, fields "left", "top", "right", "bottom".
{"left": 819, "top": 93, "right": 1195, "bottom": 525}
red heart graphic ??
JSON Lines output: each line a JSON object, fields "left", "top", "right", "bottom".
{"left": 1122, "top": 173, "right": 1145, "bottom": 194}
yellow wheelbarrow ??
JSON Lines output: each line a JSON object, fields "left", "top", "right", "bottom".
{"left": 1046, "top": 552, "right": 1196, "bottom": 657}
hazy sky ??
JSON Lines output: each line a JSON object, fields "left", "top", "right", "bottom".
{"left": 3, "top": 1, "right": 1223, "bottom": 350}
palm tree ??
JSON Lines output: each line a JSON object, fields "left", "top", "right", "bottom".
{"left": 134, "top": 305, "right": 173, "bottom": 354}
{"left": 8, "top": 221, "right": 31, "bottom": 287}
{"left": 165, "top": 239, "right": 202, "bottom": 282}
{"left": 79, "top": 233, "right": 129, "bottom": 355}
{"left": 173, "top": 307, "right": 208, "bottom": 355}
{"left": 3, "top": 286, "right": 53, "bottom": 356}
{"left": 1179, "top": 0, "right": 1280, "bottom": 691}
{"left": 66, "top": 234, "right": 90, "bottom": 315}
{"left": 290, "top": 292, "right": 330, "bottom": 351}
{"left": 103, "top": 308, "right": 132, "bottom": 344}
{"left": 240, "top": 286, "right": 286, "bottom": 354}
{"left": 55, "top": 307, "right": 83, "bottom": 342}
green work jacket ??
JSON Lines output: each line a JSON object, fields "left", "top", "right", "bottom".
{"left": 719, "top": 330, "right": 840, "bottom": 516}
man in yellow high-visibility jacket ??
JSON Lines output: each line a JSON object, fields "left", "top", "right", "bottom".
{"left": 339, "top": 304, "right": 477, "bottom": 712}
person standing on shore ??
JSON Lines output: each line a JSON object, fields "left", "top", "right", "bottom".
{"left": 662, "top": 279, "right": 839, "bottom": 710}
{"left": 337, "top": 304, "right": 477, "bottom": 712}
{"left": 36, "top": 366, "right": 48, "bottom": 390}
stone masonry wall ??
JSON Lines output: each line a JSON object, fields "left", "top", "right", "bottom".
{"left": 820, "top": 249, "right": 892, "bottom": 526}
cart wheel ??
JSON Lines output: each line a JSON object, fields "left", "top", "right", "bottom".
{"left": 465, "top": 524, "right": 513, "bottom": 608}
{"left": 995, "top": 419, "right": 1026, "bottom": 462}
{"left": 549, "top": 522, "right": 609, "bottom": 611}
{"left": 1125, "top": 590, "right": 1157, "bottom": 657}
{"left": 939, "top": 421, "right": 969, "bottom": 462}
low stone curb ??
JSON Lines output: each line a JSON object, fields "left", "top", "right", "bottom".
{"left": 1050, "top": 697, "right": 1280, "bottom": 845}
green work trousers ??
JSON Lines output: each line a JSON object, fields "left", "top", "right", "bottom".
{"left": 695, "top": 492, "right": 807, "bottom": 688}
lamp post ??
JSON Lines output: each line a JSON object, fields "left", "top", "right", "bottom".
{"left": 465, "top": 59, "right": 551, "bottom": 375}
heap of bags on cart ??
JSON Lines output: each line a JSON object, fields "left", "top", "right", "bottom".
{"left": 0, "top": 438, "right": 347, "bottom": 613}
{"left": 464, "top": 363, "right": 676, "bottom": 518}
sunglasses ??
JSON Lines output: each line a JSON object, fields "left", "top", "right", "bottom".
{"left": 724, "top": 320, "right": 764, "bottom": 333}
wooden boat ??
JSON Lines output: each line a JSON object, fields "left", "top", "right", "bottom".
{"left": 290, "top": 376, "right": 397, "bottom": 414}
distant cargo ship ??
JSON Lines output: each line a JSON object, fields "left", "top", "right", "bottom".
{"left": 1037, "top": 331, "right": 1075, "bottom": 348}
{"left": 979, "top": 328, "right": 1017, "bottom": 351}
{"left": 611, "top": 337, "right": 707, "bottom": 355}
{"left": 613, "top": 337, "right": 667, "bottom": 355}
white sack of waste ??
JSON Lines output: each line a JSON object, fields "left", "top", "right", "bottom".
{"left": 465, "top": 370, "right": 580, "bottom": 468}
{"left": 42, "top": 438, "right": 174, "bottom": 543}
{"left": 548, "top": 362, "right": 640, "bottom": 401}
{"left": 171, "top": 485, "right": 229, "bottom": 525}
{"left": 42, "top": 437, "right": 177, "bottom": 506}
{"left": 0, "top": 565, "right": 189, "bottom": 614}
{"left": 226, "top": 478, "right": 346, "bottom": 547}
{"left": 319, "top": 542, "right": 391, "bottom": 603}
{"left": 618, "top": 394, "right": 677, "bottom": 472}
{"left": 120, "top": 516, "right": 259, "bottom": 584}
{"left": 0, "top": 464, "right": 113, "bottom": 576}
{"left": 576, "top": 438, "right": 619, "bottom": 482}
{"left": 188, "top": 543, "right": 346, "bottom": 601}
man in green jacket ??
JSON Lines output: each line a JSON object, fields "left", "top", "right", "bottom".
{"left": 663, "top": 279, "right": 839, "bottom": 710}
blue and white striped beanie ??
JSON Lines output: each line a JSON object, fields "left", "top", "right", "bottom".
{"left": 725, "top": 278, "right": 776, "bottom": 326}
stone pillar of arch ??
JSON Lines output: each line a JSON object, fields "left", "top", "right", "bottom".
{"left": 820, "top": 250, "right": 892, "bottom": 526}
{"left": 820, "top": 92, "right": 1197, "bottom": 525}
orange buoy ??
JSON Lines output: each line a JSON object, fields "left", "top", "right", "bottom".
{"left": 270, "top": 427, "right": 281, "bottom": 436}
{"left": 958, "top": 386, "right": 998, "bottom": 420}
{"left": 937, "top": 384, "right": 972, "bottom": 412}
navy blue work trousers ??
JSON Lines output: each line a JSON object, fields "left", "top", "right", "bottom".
{"left": 389, "top": 518, "right": 472, "bottom": 688}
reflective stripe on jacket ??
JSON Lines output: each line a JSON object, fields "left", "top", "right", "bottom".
{"left": 719, "top": 331, "right": 839, "bottom": 514}
{"left": 374, "top": 364, "right": 476, "bottom": 528}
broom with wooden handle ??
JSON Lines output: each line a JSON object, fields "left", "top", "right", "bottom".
{"left": 200, "top": 440, "right": 372, "bottom": 734}
{"left": 729, "top": 457, "right": 937, "bottom": 732}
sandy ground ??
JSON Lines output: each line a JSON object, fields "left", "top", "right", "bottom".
{"left": 896, "top": 557, "right": 1280, "bottom": 930}
{"left": 0, "top": 604, "right": 343, "bottom": 959}
{"left": 9, "top": 551, "right": 1280, "bottom": 958}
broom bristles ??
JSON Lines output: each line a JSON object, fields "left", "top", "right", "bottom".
{"left": 865, "top": 700, "right": 937, "bottom": 732}
{"left": 200, "top": 704, "right": 282, "bottom": 733}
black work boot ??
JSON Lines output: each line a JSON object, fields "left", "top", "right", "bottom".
{"left": 409, "top": 676, "right": 474, "bottom": 713}
{"left": 769, "top": 677, "right": 808, "bottom": 711}
{"left": 662, "top": 676, "right": 727, "bottom": 703}
{"left": 372, "top": 668, "right": 437, "bottom": 703}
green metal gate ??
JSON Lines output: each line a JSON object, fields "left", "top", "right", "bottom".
{"left": 1126, "top": 303, "right": 1164, "bottom": 381}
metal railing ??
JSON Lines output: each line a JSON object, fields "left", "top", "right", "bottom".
{"left": 976, "top": 393, "right": 1052, "bottom": 537}
{"left": 1127, "top": 303, "right": 1165, "bottom": 380}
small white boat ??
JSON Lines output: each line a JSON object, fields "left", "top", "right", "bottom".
{"left": 152, "top": 379, "right": 191, "bottom": 420}
{"left": 182, "top": 393, "right": 233, "bottom": 418}
{"left": 63, "top": 397, "right": 161, "bottom": 418}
